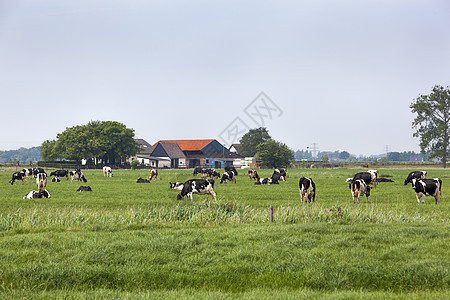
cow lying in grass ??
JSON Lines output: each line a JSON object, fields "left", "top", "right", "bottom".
{"left": 254, "top": 178, "right": 278, "bottom": 185}
{"left": 77, "top": 186, "right": 92, "bottom": 192}
{"left": 23, "top": 189, "right": 51, "bottom": 199}
{"left": 137, "top": 178, "right": 150, "bottom": 183}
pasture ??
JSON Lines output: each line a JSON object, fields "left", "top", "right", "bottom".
{"left": 0, "top": 167, "right": 449, "bottom": 299}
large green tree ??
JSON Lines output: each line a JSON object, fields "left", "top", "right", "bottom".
{"left": 256, "top": 139, "right": 294, "bottom": 168}
{"left": 42, "top": 121, "right": 138, "bottom": 164}
{"left": 239, "top": 127, "right": 271, "bottom": 157}
{"left": 410, "top": 85, "right": 450, "bottom": 168}
{"left": 40, "top": 140, "right": 59, "bottom": 161}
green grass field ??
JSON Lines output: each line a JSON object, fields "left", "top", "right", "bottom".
{"left": 0, "top": 167, "right": 448, "bottom": 299}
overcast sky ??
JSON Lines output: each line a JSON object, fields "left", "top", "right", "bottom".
{"left": 1, "top": 0, "right": 449, "bottom": 156}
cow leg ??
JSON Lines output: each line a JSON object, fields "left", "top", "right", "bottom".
{"left": 210, "top": 191, "right": 216, "bottom": 201}
{"left": 415, "top": 193, "right": 421, "bottom": 204}
{"left": 435, "top": 194, "right": 439, "bottom": 204}
{"left": 422, "top": 195, "right": 426, "bottom": 204}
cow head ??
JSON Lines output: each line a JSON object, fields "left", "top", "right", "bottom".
{"left": 365, "top": 186, "right": 372, "bottom": 197}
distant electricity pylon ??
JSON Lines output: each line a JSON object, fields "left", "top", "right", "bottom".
{"left": 311, "top": 143, "right": 319, "bottom": 159}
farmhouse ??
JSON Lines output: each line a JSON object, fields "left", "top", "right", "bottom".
{"left": 155, "top": 139, "right": 242, "bottom": 169}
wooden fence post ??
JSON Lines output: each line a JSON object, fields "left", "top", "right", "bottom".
{"left": 270, "top": 205, "right": 274, "bottom": 223}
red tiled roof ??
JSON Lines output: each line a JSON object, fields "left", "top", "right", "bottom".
{"left": 156, "top": 139, "right": 214, "bottom": 151}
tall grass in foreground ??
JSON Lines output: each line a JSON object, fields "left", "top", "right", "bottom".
{"left": 0, "top": 223, "right": 448, "bottom": 295}
{"left": 0, "top": 200, "right": 446, "bottom": 232}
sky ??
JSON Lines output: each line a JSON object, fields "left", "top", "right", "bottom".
{"left": 1, "top": 0, "right": 449, "bottom": 156}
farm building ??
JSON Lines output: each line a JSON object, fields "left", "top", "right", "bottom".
{"left": 154, "top": 139, "right": 243, "bottom": 168}
{"left": 151, "top": 142, "right": 186, "bottom": 168}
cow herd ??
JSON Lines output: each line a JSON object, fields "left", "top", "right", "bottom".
{"left": 9, "top": 166, "right": 442, "bottom": 204}
{"left": 9, "top": 167, "right": 89, "bottom": 199}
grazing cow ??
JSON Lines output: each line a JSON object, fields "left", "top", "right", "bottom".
{"left": 254, "top": 177, "right": 278, "bottom": 185}
{"left": 149, "top": 169, "right": 158, "bottom": 181}
{"left": 77, "top": 186, "right": 92, "bottom": 192}
{"left": 203, "top": 168, "right": 220, "bottom": 179}
{"left": 31, "top": 167, "right": 46, "bottom": 178}
{"left": 23, "top": 189, "right": 51, "bottom": 199}
{"left": 299, "top": 177, "right": 316, "bottom": 203}
{"left": 225, "top": 166, "right": 238, "bottom": 175}
{"left": 349, "top": 179, "right": 371, "bottom": 203}
{"left": 220, "top": 171, "right": 236, "bottom": 184}
{"left": 36, "top": 172, "right": 47, "bottom": 191}
{"left": 23, "top": 168, "right": 32, "bottom": 177}
{"left": 170, "top": 182, "right": 187, "bottom": 200}
{"left": 348, "top": 170, "right": 378, "bottom": 189}
{"left": 103, "top": 166, "right": 113, "bottom": 177}
{"left": 404, "top": 171, "right": 427, "bottom": 186}
{"left": 137, "top": 177, "right": 150, "bottom": 183}
{"left": 272, "top": 168, "right": 287, "bottom": 181}
{"left": 210, "top": 170, "right": 220, "bottom": 179}
{"left": 70, "top": 169, "right": 87, "bottom": 183}
{"left": 410, "top": 178, "right": 442, "bottom": 204}
{"left": 50, "top": 170, "right": 69, "bottom": 180}
{"left": 193, "top": 166, "right": 203, "bottom": 175}
{"left": 10, "top": 171, "right": 27, "bottom": 185}
{"left": 248, "top": 169, "right": 260, "bottom": 180}
{"left": 52, "top": 177, "right": 61, "bottom": 183}
{"left": 177, "top": 179, "right": 216, "bottom": 201}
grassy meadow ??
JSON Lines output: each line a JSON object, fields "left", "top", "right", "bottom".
{"left": 0, "top": 166, "right": 449, "bottom": 299}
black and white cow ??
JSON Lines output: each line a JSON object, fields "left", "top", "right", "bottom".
{"left": 349, "top": 179, "right": 371, "bottom": 203}
{"left": 271, "top": 168, "right": 287, "bottom": 182}
{"left": 23, "top": 168, "right": 32, "bottom": 177}
{"left": 193, "top": 166, "right": 203, "bottom": 175}
{"left": 70, "top": 169, "right": 87, "bottom": 183}
{"left": 410, "top": 178, "right": 442, "bottom": 204}
{"left": 36, "top": 172, "right": 47, "bottom": 191}
{"left": 50, "top": 170, "right": 69, "bottom": 180}
{"left": 77, "top": 186, "right": 92, "bottom": 192}
{"left": 299, "top": 177, "right": 316, "bottom": 203}
{"left": 103, "top": 166, "right": 113, "bottom": 177}
{"left": 254, "top": 177, "right": 278, "bottom": 185}
{"left": 31, "top": 167, "right": 46, "bottom": 178}
{"left": 169, "top": 182, "right": 184, "bottom": 190}
{"left": 137, "top": 177, "right": 150, "bottom": 183}
{"left": 225, "top": 166, "right": 238, "bottom": 176}
{"left": 220, "top": 171, "right": 236, "bottom": 184}
{"left": 404, "top": 171, "right": 427, "bottom": 186}
{"left": 177, "top": 179, "right": 216, "bottom": 201}
{"left": 23, "top": 189, "right": 51, "bottom": 199}
{"left": 347, "top": 170, "right": 378, "bottom": 189}
{"left": 10, "top": 171, "right": 27, "bottom": 185}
